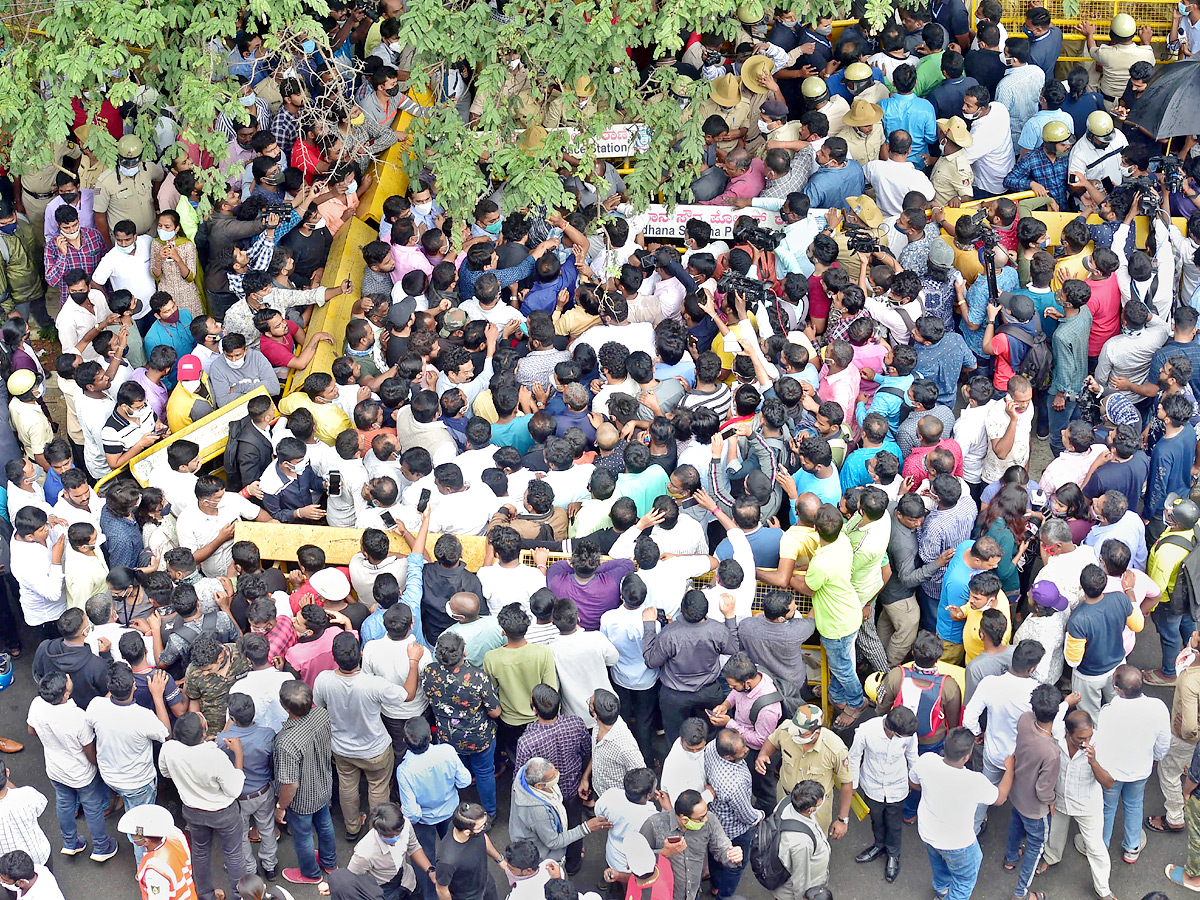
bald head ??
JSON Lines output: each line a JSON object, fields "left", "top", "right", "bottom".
{"left": 1114, "top": 663, "right": 1143, "bottom": 698}
{"left": 795, "top": 492, "right": 821, "bottom": 527}
{"left": 449, "top": 591, "right": 480, "bottom": 622}
{"left": 917, "top": 415, "right": 944, "bottom": 445}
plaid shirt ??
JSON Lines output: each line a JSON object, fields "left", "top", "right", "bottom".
{"left": 515, "top": 716, "right": 592, "bottom": 800}
{"left": 760, "top": 156, "right": 811, "bottom": 200}
{"left": 703, "top": 742, "right": 762, "bottom": 840}
{"left": 261, "top": 614, "right": 297, "bottom": 667}
{"left": 1004, "top": 148, "right": 1071, "bottom": 209}
{"left": 44, "top": 227, "right": 107, "bottom": 287}
{"left": 917, "top": 493, "right": 977, "bottom": 599}
{"left": 272, "top": 108, "right": 302, "bottom": 152}
{"left": 590, "top": 717, "right": 646, "bottom": 797}
{"left": 274, "top": 706, "right": 334, "bottom": 815}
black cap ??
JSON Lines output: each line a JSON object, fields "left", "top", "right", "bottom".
{"left": 388, "top": 297, "right": 417, "bottom": 330}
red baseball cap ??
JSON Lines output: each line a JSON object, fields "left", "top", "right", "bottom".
{"left": 177, "top": 354, "right": 203, "bottom": 381}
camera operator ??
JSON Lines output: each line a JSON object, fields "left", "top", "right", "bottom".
{"left": 1112, "top": 191, "right": 1175, "bottom": 317}
{"left": 823, "top": 195, "right": 890, "bottom": 272}
{"left": 1166, "top": 154, "right": 1200, "bottom": 219}
{"left": 760, "top": 192, "right": 826, "bottom": 278}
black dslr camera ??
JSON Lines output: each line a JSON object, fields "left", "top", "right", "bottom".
{"left": 1126, "top": 175, "right": 1162, "bottom": 216}
{"left": 1150, "top": 155, "right": 1185, "bottom": 195}
{"left": 1065, "top": 388, "right": 1103, "bottom": 427}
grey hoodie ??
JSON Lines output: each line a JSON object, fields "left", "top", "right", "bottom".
{"left": 508, "top": 764, "right": 590, "bottom": 863}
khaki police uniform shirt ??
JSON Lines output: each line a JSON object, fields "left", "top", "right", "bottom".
{"left": 696, "top": 98, "right": 752, "bottom": 153}
{"left": 817, "top": 95, "right": 851, "bottom": 138}
{"left": 771, "top": 725, "right": 852, "bottom": 833}
{"left": 837, "top": 124, "right": 885, "bottom": 168}
{"left": 1087, "top": 42, "right": 1155, "bottom": 100}
{"left": 469, "top": 68, "right": 532, "bottom": 118}
{"left": 94, "top": 162, "right": 166, "bottom": 237}
{"left": 743, "top": 89, "right": 775, "bottom": 153}
{"left": 931, "top": 148, "right": 975, "bottom": 204}
{"left": 18, "top": 142, "right": 81, "bottom": 196}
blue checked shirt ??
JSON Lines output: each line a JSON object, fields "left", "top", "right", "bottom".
{"left": 703, "top": 742, "right": 762, "bottom": 841}
{"left": 917, "top": 493, "right": 977, "bottom": 599}
{"left": 1004, "top": 148, "right": 1072, "bottom": 209}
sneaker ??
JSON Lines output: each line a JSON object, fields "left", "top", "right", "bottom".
{"left": 60, "top": 840, "right": 87, "bottom": 856}
{"left": 1123, "top": 842, "right": 1143, "bottom": 864}
{"left": 90, "top": 844, "right": 119, "bottom": 863}
{"left": 282, "top": 869, "right": 322, "bottom": 885}
{"left": 261, "top": 863, "right": 277, "bottom": 882}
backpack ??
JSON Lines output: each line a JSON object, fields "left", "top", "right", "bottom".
{"left": 998, "top": 324, "right": 1054, "bottom": 392}
{"left": 223, "top": 418, "right": 247, "bottom": 492}
{"left": 750, "top": 797, "right": 818, "bottom": 890}
{"left": 749, "top": 677, "right": 806, "bottom": 726}
{"left": 1159, "top": 533, "right": 1200, "bottom": 616}
{"left": 891, "top": 667, "right": 949, "bottom": 740}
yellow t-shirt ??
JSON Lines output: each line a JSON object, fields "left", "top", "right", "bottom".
{"left": 960, "top": 596, "right": 1012, "bottom": 663}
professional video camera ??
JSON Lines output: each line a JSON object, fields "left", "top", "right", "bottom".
{"left": 716, "top": 272, "right": 775, "bottom": 310}
{"left": 1150, "top": 155, "right": 1186, "bottom": 194}
{"left": 1065, "top": 387, "right": 1103, "bottom": 427}
{"left": 742, "top": 226, "right": 784, "bottom": 252}
{"left": 1126, "top": 175, "right": 1163, "bottom": 216}
{"left": 845, "top": 225, "right": 880, "bottom": 254}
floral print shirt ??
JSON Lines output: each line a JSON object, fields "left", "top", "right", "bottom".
{"left": 421, "top": 662, "right": 499, "bottom": 753}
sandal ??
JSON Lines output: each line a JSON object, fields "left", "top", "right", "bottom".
{"left": 1035, "top": 861, "right": 1050, "bottom": 876}
{"left": 1143, "top": 669, "right": 1178, "bottom": 687}
{"left": 1166, "top": 864, "right": 1200, "bottom": 892}
{"left": 834, "top": 704, "right": 866, "bottom": 728}
{"left": 1147, "top": 815, "right": 1185, "bottom": 833}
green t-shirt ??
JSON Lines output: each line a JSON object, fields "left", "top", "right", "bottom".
{"left": 448, "top": 617, "right": 506, "bottom": 667}
{"left": 806, "top": 534, "right": 862, "bottom": 640}
{"left": 483, "top": 643, "right": 558, "bottom": 725}
{"left": 615, "top": 467, "right": 671, "bottom": 517}
{"left": 915, "top": 52, "right": 946, "bottom": 98}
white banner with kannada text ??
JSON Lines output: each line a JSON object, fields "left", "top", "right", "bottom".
{"left": 642, "top": 204, "right": 785, "bottom": 240}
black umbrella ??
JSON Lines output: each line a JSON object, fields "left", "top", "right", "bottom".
{"left": 1125, "top": 58, "right": 1200, "bottom": 141}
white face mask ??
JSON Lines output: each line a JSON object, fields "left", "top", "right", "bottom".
{"left": 226, "top": 355, "right": 246, "bottom": 370}
{"left": 508, "top": 58, "right": 521, "bottom": 70}
{"left": 1120, "top": 164, "right": 1136, "bottom": 177}
{"left": 117, "top": 242, "right": 136, "bottom": 255}
{"left": 119, "top": 165, "right": 140, "bottom": 177}
{"left": 413, "top": 201, "right": 433, "bottom": 214}
{"left": 345, "top": 179, "right": 358, "bottom": 195}
{"left": 158, "top": 228, "right": 177, "bottom": 242}
{"left": 312, "top": 218, "right": 327, "bottom": 230}
{"left": 389, "top": 41, "right": 403, "bottom": 52}
{"left": 181, "top": 379, "right": 201, "bottom": 392}
{"left": 240, "top": 93, "right": 257, "bottom": 107}
{"left": 758, "top": 118, "right": 774, "bottom": 134}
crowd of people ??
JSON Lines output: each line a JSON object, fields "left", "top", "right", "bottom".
{"left": 3, "top": 2, "right": 1200, "bottom": 900}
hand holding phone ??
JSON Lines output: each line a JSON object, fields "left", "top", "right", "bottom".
{"left": 417, "top": 488, "right": 431, "bottom": 513}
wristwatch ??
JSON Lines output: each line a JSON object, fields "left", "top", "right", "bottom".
{"left": 837, "top": 816, "right": 850, "bottom": 824}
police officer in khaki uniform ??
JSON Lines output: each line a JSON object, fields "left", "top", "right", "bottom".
{"left": 800, "top": 75, "right": 850, "bottom": 136}
{"left": 696, "top": 74, "right": 753, "bottom": 154}
{"left": 831, "top": 195, "right": 891, "bottom": 273}
{"left": 843, "top": 62, "right": 891, "bottom": 105}
{"left": 754, "top": 705, "right": 854, "bottom": 836}
{"left": 836, "top": 98, "right": 886, "bottom": 168}
{"left": 93, "top": 135, "right": 165, "bottom": 240}
{"left": 741, "top": 55, "right": 786, "bottom": 154}
{"left": 932, "top": 116, "right": 976, "bottom": 205}
{"left": 14, "top": 141, "right": 81, "bottom": 250}
{"left": 1079, "top": 13, "right": 1156, "bottom": 108}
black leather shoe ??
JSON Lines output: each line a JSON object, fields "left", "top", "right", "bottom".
{"left": 885, "top": 855, "right": 900, "bottom": 883}
{"left": 856, "top": 844, "right": 886, "bottom": 864}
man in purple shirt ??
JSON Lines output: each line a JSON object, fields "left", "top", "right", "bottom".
{"left": 700, "top": 149, "right": 767, "bottom": 206}
{"left": 130, "top": 345, "right": 175, "bottom": 421}
{"left": 543, "top": 537, "right": 634, "bottom": 630}
{"left": 43, "top": 171, "right": 96, "bottom": 245}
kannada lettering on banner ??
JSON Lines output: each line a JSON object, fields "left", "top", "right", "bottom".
{"left": 642, "top": 204, "right": 786, "bottom": 240}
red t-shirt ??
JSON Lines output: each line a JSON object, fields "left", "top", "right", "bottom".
{"left": 260, "top": 320, "right": 300, "bottom": 369}
{"left": 291, "top": 138, "right": 323, "bottom": 184}
{"left": 807, "top": 262, "right": 841, "bottom": 321}
{"left": 1086, "top": 275, "right": 1121, "bottom": 358}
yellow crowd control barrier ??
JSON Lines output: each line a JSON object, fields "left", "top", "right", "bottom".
{"left": 358, "top": 84, "right": 437, "bottom": 226}
{"left": 234, "top": 520, "right": 831, "bottom": 718}
{"left": 94, "top": 386, "right": 275, "bottom": 492}
{"left": 944, "top": 205, "right": 1189, "bottom": 248}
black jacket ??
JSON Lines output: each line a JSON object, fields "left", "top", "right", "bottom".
{"left": 225, "top": 417, "right": 274, "bottom": 492}
{"left": 32, "top": 639, "right": 112, "bottom": 710}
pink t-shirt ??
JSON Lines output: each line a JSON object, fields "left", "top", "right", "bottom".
{"left": 852, "top": 342, "right": 888, "bottom": 399}
{"left": 1087, "top": 275, "right": 1122, "bottom": 358}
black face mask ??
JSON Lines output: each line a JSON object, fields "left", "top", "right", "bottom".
{"left": 70, "top": 290, "right": 90, "bottom": 303}
{"left": 60, "top": 192, "right": 79, "bottom": 204}
{"left": 386, "top": 85, "right": 401, "bottom": 96}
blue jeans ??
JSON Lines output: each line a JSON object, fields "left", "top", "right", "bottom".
{"left": 926, "top": 840, "right": 983, "bottom": 900}
{"left": 1048, "top": 398, "right": 1078, "bottom": 456}
{"left": 1153, "top": 605, "right": 1197, "bottom": 676}
{"left": 1005, "top": 809, "right": 1048, "bottom": 897}
{"left": 1102, "top": 777, "right": 1148, "bottom": 852}
{"left": 710, "top": 828, "right": 753, "bottom": 899}
{"left": 459, "top": 744, "right": 497, "bottom": 817}
{"left": 821, "top": 632, "right": 864, "bottom": 709}
{"left": 412, "top": 820, "right": 449, "bottom": 900}
{"left": 116, "top": 781, "right": 158, "bottom": 863}
{"left": 903, "top": 739, "right": 944, "bottom": 820}
{"left": 973, "top": 757, "right": 1005, "bottom": 833}
{"left": 53, "top": 774, "right": 116, "bottom": 855}
{"left": 288, "top": 804, "right": 338, "bottom": 879}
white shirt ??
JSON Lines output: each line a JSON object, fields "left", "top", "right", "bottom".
{"left": 963, "top": 103, "right": 1015, "bottom": 195}
{"left": 1052, "top": 718, "right": 1104, "bottom": 816}
{"left": 453, "top": 446, "right": 501, "bottom": 486}
{"left": 349, "top": 552, "right": 410, "bottom": 606}
{"left": 84, "top": 695, "right": 169, "bottom": 791}
{"left": 641, "top": 517, "right": 708, "bottom": 556}
{"left": 14, "top": 867, "right": 65, "bottom": 900}
{"left": 55, "top": 291, "right": 112, "bottom": 361}
{"left": 963, "top": 671, "right": 1037, "bottom": 768}
{"left": 953, "top": 402, "right": 991, "bottom": 483}
{"left": 592, "top": 376, "right": 640, "bottom": 414}
{"left": 594, "top": 788, "right": 660, "bottom": 872}
{"left": 1033, "top": 545, "right": 1099, "bottom": 609}
{"left": 327, "top": 457, "right": 370, "bottom": 527}
{"left": 51, "top": 492, "right": 104, "bottom": 532}
{"left": 1093, "top": 694, "right": 1171, "bottom": 781}
{"left": 427, "top": 483, "right": 498, "bottom": 536}
{"left": 174, "top": 492, "right": 261, "bottom": 577}
{"left": 910, "top": 754, "right": 999, "bottom": 850}
{"left": 476, "top": 563, "right": 545, "bottom": 616}
{"left": 571, "top": 322, "right": 656, "bottom": 360}
{"left": 158, "top": 739, "right": 245, "bottom": 810}
{"left": 91, "top": 237, "right": 156, "bottom": 305}
{"left": 864, "top": 158, "right": 936, "bottom": 216}
{"left": 866, "top": 295, "right": 924, "bottom": 345}
{"left": 847, "top": 715, "right": 919, "bottom": 803}
{"left": 228, "top": 667, "right": 295, "bottom": 734}
{"left": 76, "top": 391, "right": 115, "bottom": 481}
{"left": 10, "top": 534, "right": 66, "bottom": 627}
{"left": 1067, "top": 130, "right": 1128, "bottom": 185}
{"left": 459, "top": 297, "right": 526, "bottom": 328}
{"left": 86, "top": 622, "right": 154, "bottom": 666}
{"left": 361, "top": 634, "right": 432, "bottom": 719}
{"left": 551, "top": 629, "right": 619, "bottom": 722}
{"left": 981, "top": 396, "right": 1034, "bottom": 483}
{"left": 540, "top": 464, "right": 595, "bottom": 508}
{"left": 7, "top": 483, "right": 50, "bottom": 523}
{"left": 147, "top": 466, "right": 199, "bottom": 514}
{"left": 26, "top": 697, "right": 97, "bottom": 789}
{"left": 653, "top": 277, "right": 687, "bottom": 322}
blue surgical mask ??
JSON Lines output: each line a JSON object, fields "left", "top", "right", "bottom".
{"left": 0, "top": 222, "right": 16, "bottom": 235}
{"left": 380, "top": 834, "right": 400, "bottom": 845}
{"left": 302, "top": 39, "right": 317, "bottom": 54}
{"left": 161, "top": 502, "right": 172, "bottom": 518}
